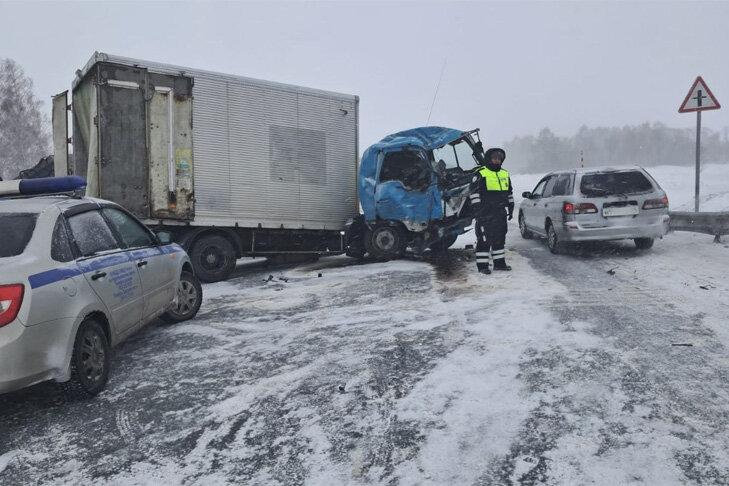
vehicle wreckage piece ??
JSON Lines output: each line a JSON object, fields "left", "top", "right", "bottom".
{"left": 346, "top": 126, "right": 484, "bottom": 260}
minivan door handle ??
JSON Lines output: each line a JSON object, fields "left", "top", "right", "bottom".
{"left": 91, "top": 271, "right": 107, "bottom": 281}
{"left": 137, "top": 260, "right": 148, "bottom": 268}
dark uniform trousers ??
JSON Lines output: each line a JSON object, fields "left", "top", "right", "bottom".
{"left": 475, "top": 205, "right": 507, "bottom": 271}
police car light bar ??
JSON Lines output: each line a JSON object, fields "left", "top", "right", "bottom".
{"left": 0, "top": 176, "right": 87, "bottom": 197}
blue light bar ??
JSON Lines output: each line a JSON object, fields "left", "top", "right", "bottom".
{"left": 0, "top": 176, "right": 87, "bottom": 197}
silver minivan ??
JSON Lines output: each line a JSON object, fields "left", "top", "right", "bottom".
{"left": 518, "top": 166, "right": 670, "bottom": 253}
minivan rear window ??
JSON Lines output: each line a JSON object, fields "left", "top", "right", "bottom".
{"left": 0, "top": 213, "right": 38, "bottom": 258}
{"left": 580, "top": 171, "right": 653, "bottom": 196}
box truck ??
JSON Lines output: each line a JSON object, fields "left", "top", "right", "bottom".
{"left": 53, "top": 52, "right": 359, "bottom": 281}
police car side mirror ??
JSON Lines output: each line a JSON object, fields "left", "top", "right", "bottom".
{"left": 522, "top": 191, "right": 532, "bottom": 199}
{"left": 155, "top": 231, "right": 172, "bottom": 245}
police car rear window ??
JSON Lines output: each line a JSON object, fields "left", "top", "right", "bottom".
{"left": 0, "top": 213, "right": 38, "bottom": 258}
{"left": 580, "top": 171, "right": 653, "bottom": 196}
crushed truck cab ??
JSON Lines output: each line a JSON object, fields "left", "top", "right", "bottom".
{"left": 346, "top": 127, "right": 484, "bottom": 259}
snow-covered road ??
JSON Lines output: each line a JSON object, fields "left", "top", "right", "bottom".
{"left": 1, "top": 228, "right": 728, "bottom": 485}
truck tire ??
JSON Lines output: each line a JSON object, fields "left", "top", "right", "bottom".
{"left": 191, "top": 234, "right": 236, "bottom": 282}
{"left": 162, "top": 272, "right": 203, "bottom": 323}
{"left": 365, "top": 224, "right": 406, "bottom": 261}
{"left": 63, "top": 318, "right": 110, "bottom": 399}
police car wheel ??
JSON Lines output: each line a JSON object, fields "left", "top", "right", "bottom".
{"left": 365, "top": 225, "right": 405, "bottom": 261}
{"left": 63, "top": 319, "right": 110, "bottom": 399}
{"left": 162, "top": 272, "right": 203, "bottom": 323}
{"left": 191, "top": 234, "right": 236, "bottom": 282}
{"left": 519, "top": 212, "right": 533, "bottom": 239}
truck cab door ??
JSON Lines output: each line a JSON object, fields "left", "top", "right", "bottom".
{"left": 375, "top": 150, "right": 434, "bottom": 231}
{"left": 66, "top": 209, "right": 144, "bottom": 335}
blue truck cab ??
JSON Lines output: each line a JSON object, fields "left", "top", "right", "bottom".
{"left": 346, "top": 127, "right": 484, "bottom": 259}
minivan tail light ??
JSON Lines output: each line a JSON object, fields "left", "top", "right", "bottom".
{"left": 0, "top": 284, "right": 24, "bottom": 328}
{"left": 642, "top": 197, "right": 669, "bottom": 210}
{"left": 563, "top": 202, "right": 598, "bottom": 215}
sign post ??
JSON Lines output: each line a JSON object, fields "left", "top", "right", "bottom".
{"left": 678, "top": 76, "right": 721, "bottom": 212}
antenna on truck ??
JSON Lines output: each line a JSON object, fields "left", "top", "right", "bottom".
{"left": 426, "top": 58, "right": 448, "bottom": 126}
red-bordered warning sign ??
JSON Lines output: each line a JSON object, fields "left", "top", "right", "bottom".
{"left": 679, "top": 76, "right": 721, "bottom": 113}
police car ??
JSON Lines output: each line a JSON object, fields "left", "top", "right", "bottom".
{"left": 0, "top": 177, "right": 202, "bottom": 397}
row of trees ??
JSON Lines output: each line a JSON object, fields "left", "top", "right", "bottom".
{"left": 503, "top": 124, "right": 729, "bottom": 174}
{"left": 0, "top": 59, "right": 51, "bottom": 180}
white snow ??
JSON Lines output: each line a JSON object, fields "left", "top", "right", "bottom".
{"left": 3, "top": 164, "right": 729, "bottom": 484}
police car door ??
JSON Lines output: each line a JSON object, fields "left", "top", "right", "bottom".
{"left": 100, "top": 207, "right": 176, "bottom": 321}
{"left": 65, "top": 207, "right": 144, "bottom": 334}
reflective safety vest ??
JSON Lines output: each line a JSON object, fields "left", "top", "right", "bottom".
{"left": 478, "top": 167, "right": 510, "bottom": 191}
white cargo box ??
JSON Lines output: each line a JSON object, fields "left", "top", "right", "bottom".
{"left": 67, "top": 52, "right": 359, "bottom": 231}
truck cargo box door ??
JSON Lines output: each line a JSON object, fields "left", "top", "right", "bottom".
{"left": 148, "top": 73, "right": 194, "bottom": 220}
{"left": 52, "top": 91, "right": 69, "bottom": 176}
{"left": 98, "top": 64, "right": 149, "bottom": 218}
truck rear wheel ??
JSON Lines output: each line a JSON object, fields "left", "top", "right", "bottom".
{"left": 365, "top": 224, "right": 406, "bottom": 261}
{"left": 191, "top": 234, "right": 236, "bottom": 282}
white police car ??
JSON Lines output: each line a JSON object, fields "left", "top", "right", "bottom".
{"left": 0, "top": 177, "right": 202, "bottom": 397}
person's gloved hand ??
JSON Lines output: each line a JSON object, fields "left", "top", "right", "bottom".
{"left": 508, "top": 211, "right": 513, "bottom": 221}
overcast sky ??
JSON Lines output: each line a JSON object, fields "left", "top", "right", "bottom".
{"left": 1, "top": 0, "right": 728, "bottom": 149}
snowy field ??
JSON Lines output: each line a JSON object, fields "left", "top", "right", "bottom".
{"left": 1, "top": 165, "right": 729, "bottom": 485}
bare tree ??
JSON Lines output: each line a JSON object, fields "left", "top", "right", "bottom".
{"left": 0, "top": 59, "right": 51, "bottom": 180}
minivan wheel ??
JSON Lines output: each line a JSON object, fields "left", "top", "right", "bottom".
{"left": 519, "top": 212, "right": 533, "bottom": 239}
{"left": 634, "top": 237, "right": 654, "bottom": 250}
{"left": 365, "top": 224, "right": 406, "bottom": 261}
{"left": 162, "top": 272, "right": 203, "bottom": 323}
{"left": 547, "top": 222, "right": 562, "bottom": 254}
{"left": 63, "top": 318, "right": 110, "bottom": 399}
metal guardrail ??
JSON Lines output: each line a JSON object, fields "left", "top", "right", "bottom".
{"left": 669, "top": 211, "right": 729, "bottom": 242}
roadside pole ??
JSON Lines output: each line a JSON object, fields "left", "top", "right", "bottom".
{"left": 695, "top": 110, "right": 701, "bottom": 212}
{"left": 678, "top": 76, "right": 720, "bottom": 213}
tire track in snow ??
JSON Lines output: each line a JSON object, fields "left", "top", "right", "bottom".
{"left": 494, "top": 237, "right": 729, "bottom": 485}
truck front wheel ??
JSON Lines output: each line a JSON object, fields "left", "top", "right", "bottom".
{"left": 191, "top": 234, "right": 237, "bottom": 282}
{"left": 365, "top": 224, "right": 406, "bottom": 261}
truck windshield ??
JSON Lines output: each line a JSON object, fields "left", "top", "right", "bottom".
{"left": 432, "top": 138, "right": 480, "bottom": 171}
{"left": 0, "top": 213, "right": 38, "bottom": 258}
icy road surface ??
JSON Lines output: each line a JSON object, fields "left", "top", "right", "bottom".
{"left": 1, "top": 230, "right": 729, "bottom": 485}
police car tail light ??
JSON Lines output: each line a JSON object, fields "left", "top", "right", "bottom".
{"left": 563, "top": 202, "right": 597, "bottom": 215}
{"left": 643, "top": 197, "right": 669, "bottom": 210}
{"left": 0, "top": 284, "right": 24, "bottom": 328}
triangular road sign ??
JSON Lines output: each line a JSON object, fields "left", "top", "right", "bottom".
{"left": 679, "top": 76, "right": 721, "bottom": 113}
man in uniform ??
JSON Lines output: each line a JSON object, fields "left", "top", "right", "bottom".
{"left": 469, "top": 147, "right": 514, "bottom": 274}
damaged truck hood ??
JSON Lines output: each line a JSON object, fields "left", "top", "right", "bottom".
{"left": 359, "top": 126, "right": 467, "bottom": 223}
